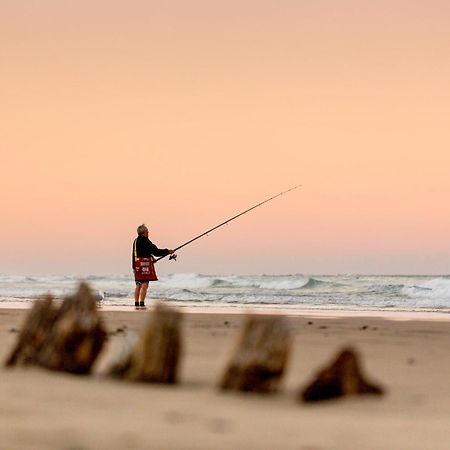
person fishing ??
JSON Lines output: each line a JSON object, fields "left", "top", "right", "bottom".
{"left": 132, "top": 224, "right": 174, "bottom": 309}
{"left": 134, "top": 185, "right": 300, "bottom": 310}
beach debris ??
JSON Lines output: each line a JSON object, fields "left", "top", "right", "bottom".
{"left": 359, "top": 325, "right": 368, "bottom": 330}
{"left": 5, "top": 283, "right": 107, "bottom": 374}
{"left": 300, "top": 347, "right": 384, "bottom": 402}
{"left": 109, "top": 303, "right": 182, "bottom": 383}
{"left": 5, "top": 296, "right": 58, "bottom": 367}
{"left": 219, "top": 315, "right": 292, "bottom": 393}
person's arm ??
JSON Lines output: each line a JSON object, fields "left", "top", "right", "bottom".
{"left": 148, "top": 241, "right": 171, "bottom": 258}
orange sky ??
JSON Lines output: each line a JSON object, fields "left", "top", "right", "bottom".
{"left": 1, "top": 0, "right": 449, "bottom": 275}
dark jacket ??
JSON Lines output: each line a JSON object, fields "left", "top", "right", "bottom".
{"left": 132, "top": 235, "right": 170, "bottom": 269}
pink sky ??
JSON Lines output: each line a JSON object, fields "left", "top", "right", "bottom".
{"left": 1, "top": 0, "right": 449, "bottom": 275}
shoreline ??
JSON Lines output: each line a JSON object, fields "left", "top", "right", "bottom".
{"left": 1, "top": 300, "right": 449, "bottom": 321}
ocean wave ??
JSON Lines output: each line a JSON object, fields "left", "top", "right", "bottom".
{"left": 402, "top": 278, "right": 450, "bottom": 306}
{"left": 1, "top": 273, "right": 449, "bottom": 312}
{"left": 302, "top": 277, "right": 328, "bottom": 289}
{"left": 103, "top": 291, "right": 129, "bottom": 298}
{"left": 158, "top": 273, "right": 218, "bottom": 289}
{"left": 366, "top": 283, "right": 405, "bottom": 296}
{"left": 157, "top": 273, "right": 314, "bottom": 290}
{"left": 258, "top": 277, "right": 311, "bottom": 290}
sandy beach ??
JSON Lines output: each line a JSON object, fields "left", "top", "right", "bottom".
{"left": 0, "top": 307, "right": 448, "bottom": 450}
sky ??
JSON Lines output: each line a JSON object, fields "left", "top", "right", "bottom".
{"left": 1, "top": 0, "right": 449, "bottom": 276}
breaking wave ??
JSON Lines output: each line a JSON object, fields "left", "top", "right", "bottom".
{"left": 157, "top": 274, "right": 336, "bottom": 291}
{"left": 401, "top": 278, "right": 450, "bottom": 308}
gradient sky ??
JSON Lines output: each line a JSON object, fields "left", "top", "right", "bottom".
{"left": 1, "top": 0, "right": 449, "bottom": 276}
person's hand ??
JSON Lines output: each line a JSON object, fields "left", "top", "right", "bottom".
{"left": 168, "top": 249, "right": 175, "bottom": 254}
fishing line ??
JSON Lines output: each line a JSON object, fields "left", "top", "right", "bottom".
{"left": 154, "top": 184, "right": 302, "bottom": 264}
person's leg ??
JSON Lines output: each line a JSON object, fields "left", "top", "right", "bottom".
{"left": 134, "top": 283, "right": 141, "bottom": 306}
{"left": 139, "top": 282, "right": 149, "bottom": 306}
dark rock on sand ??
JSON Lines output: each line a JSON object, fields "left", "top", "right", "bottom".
{"left": 300, "top": 347, "right": 384, "bottom": 402}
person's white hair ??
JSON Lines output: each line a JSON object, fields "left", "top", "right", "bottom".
{"left": 137, "top": 224, "right": 148, "bottom": 235}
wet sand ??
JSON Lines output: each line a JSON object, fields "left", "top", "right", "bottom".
{"left": 0, "top": 307, "right": 449, "bottom": 450}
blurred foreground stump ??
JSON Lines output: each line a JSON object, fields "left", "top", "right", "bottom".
{"left": 5, "top": 296, "right": 58, "bottom": 367}
{"left": 300, "top": 347, "right": 384, "bottom": 402}
{"left": 220, "top": 315, "right": 292, "bottom": 393}
{"left": 109, "top": 303, "right": 182, "bottom": 383}
{"left": 5, "top": 283, "right": 106, "bottom": 374}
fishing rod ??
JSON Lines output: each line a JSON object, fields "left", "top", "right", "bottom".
{"left": 154, "top": 184, "right": 302, "bottom": 264}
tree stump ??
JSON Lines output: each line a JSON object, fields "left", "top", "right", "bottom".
{"left": 5, "top": 283, "right": 106, "bottom": 375}
{"left": 109, "top": 303, "right": 182, "bottom": 383}
{"left": 219, "top": 315, "right": 292, "bottom": 393}
{"left": 5, "top": 296, "right": 58, "bottom": 367}
{"left": 300, "top": 347, "right": 384, "bottom": 402}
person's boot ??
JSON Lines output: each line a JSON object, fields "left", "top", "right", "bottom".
{"left": 135, "top": 301, "right": 140, "bottom": 309}
{"left": 139, "top": 301, "right": 146, "bottom": 310}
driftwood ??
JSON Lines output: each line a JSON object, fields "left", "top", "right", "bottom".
{"left": 300, "top": 347, "right": 384, "bottom": 402}
{"left": 5, "top": 283, "right": 106, "bottom": 374}
{"left": 109, "top": 303, "right": 182, "bottom": 383}
{"left": 219, "top": 315, "right": 292, "bottom": 393}
{"left": 5, "top": 296, "right": 58, "bottom": 367}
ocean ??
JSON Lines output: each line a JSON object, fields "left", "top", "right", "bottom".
{"left": 0, "top": 273, "right": 449, "bottom": 313}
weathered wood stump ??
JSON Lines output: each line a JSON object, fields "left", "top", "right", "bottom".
{"left": 300, "top": 347, "right": 384, "bottom": 402}
{"left": 5, "top": 283, "right": 106, "bottom": 374}
{"left": 109, "top": 303, "right": 182, "bottom": 383}
{"left": 219, "top": 315, "right": 292, "bottom": 393}
{"left": 5, "top": 296, "right": 58, "bottom": 367}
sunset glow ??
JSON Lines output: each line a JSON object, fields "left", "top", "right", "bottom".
{"left": 1, "top": 0, "right": 449, "bottom": 275}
